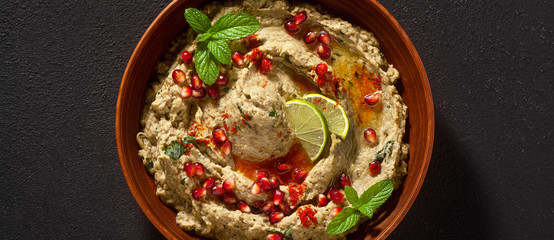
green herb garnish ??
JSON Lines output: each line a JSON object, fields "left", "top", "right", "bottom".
{"left": 267, "top": 226, "right": 293, "bottom": 240}
{"left": 182, "top": 136, "right": 196, "bottom": 144}
{"left": 269, "top": 110, "right": 279, "bottom": 119}
{"left": 326, "top": 179, "right": 394, "bottom": 235}
{"left": 180, "top": 177, "right": 187, "bottom": 185}
{"left": 145, "top": 159, "right": 154, "bottom": 169}
{"left": 184, "top": 8, "right": 261, "bottom": 85}
{"left": 165, "top": 140, "right": 187, "bottom": 161}
{"left": 374, "top": 140, "right": 394, "bottom": 162}
{"left": 284, "top": 54, "right": 291, "bottom": 64}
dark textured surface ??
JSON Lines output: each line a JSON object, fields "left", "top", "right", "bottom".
{"left": 0, "top": 0, "right": 552, "bottom": 239}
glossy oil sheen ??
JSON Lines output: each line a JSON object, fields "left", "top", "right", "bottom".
{"left": 116, "top": 0, "right": 434, "bottom": 239}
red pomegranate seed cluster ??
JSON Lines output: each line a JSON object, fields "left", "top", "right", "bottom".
{"left": 212, "top": 128, "right": 233, "bottom": 156}
{"left": 247, "top": 170, "right": 296, "bottom": 224}
{"left": 283, "top": 12, "right": 334, "bottom": 60}
{"left": 173, "top": 70, "right": 229, "bottom": 100}
{"left": 185, "top": 160, "right": 251, "bottom": 210}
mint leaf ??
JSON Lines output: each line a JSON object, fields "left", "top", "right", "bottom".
{"left": 358, "top": 204, "right": 374, "bottom": 218}
{"left": 357, "top": 179, "right": 393, "bottom": 208}
{"left": 184, "top": 8, "right": 211, "bottom": 34}
{"left": 207, "top": 40, "right": 231, "bottom": 64}
{"left": 194, "top": 41, "right": 219, "bottom": 85}
{"left": 207, "top": 12, "right": 260, "bottom": 41}
{"left": 344, "top": 186, "right": 358, "bottom": 205}
{"left": 326, "top": 207, "right": 360, "bottom": 235}
{"left": 165, "top": 141, "right": 187, "bottom": 161}
{"left": 197, "top": 32, "right": 213, "bottom": 42}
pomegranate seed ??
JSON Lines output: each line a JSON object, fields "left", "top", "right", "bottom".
{"left": 232, "top": 51, "right": 244, "bottom": 67}
{"left": 329, "top": 189, "right": 344, "bottom": 203}
{"left": 256, "top": 171, "right": 269, "bottom": 180}
{"left": 261, "top": 58, "right": 273, "bottom": 73}
{"left": 179, "top": 85, "right": 192, "bottom": 99}
{"left": 318, "top": 194, "right": 328, "bottom": 207}
{"left": 211, "top": 183, "right": 225, "bottom": 196}
{"left": 317, "top": 31, "right": 332, "bottom": 45}
{"left": 284, "top": 20, "right": 300, "bottom": 34}
{"left": 194, "top": 163, "right": 205, "bottom": 177}
{"left": 261, "top": 201, "right": 275, "bottom": 214}
{"left": 216, "top": 74, "right": 228, "bottom": 86}
{"left": 184, "top": 162, "right": 196, "bottom": 177}
{"left": 221, "top": 141, "right": 232, "bottom": 156}
{"left": 316, "top": 44, "right": 331, "bottom": 59}
{"left": 207, "top": 85, "right": 219, "bottom": 99}
{"left": 259, "top": 177, "right": 273, "bottom": 192}
{"left": 294, "top": 12, "right": 307, "bottom": 25}
{"left": 326, "top": 187, "right": 336, "bottom": 199}
{"left": 223, "top": 177, "right": 236, "bottom": 192}
{"left": 303, "top": 31, "right": 317, "bottom": 44}
{"left": 369, "top": 161, "right": 381, "bottom": 175}
{"left": 269, "top": 212, "right": 284, "bottom": 224}
{"left": 237, "top": 201, "right": 251, "bottom": 213}
{"left": 266, "top": 233, "right": 284, "bottom": 240}
{"left": 364, "top": 91, "right": 381, "bottom": 107}
{"left": 202, "top": 177, "right": 215, "bottom": 189}
{"left": 363, "top": 128, "right": 378, "bottom": 145}
{"left": 250, "top": 182, "right": 262, "bottom": 195}
{"left": 315, "top": 62, "right": 328, "bottom": 76}
{"left": 273, "top": 189, "right": 284, "bottom": 206}
{"left": 191, "top": 87, "right": 206, "bottom": 99}
{"left": 339, "top": 173, "right": 351, "bottom": 188}
{"left": 269, "top": 176, "right": 280, "bottom": 189}
{"left": 331, "top": 207, "right": 343, "bottom": 218}
{"left": 278, "top": 202, "right": 294, "bottom": 216}
{"left": 172, "top": 69, "right": 186, "bottom": 85}
{"left": 223, "top": 192, "right": 238, "bottom": 204}
{"left": 191, "top": 74, "right": 204, "bottom": 89}
{"left": 191, "top": 188, "right": 207, "bottom": 200}
{"left": 293, "top": 168, "right": 308, "bottom": 182}
{"left": 181, "top": 50, "right": 192, "bottom": 64}
{"left": 212, "top": 128, "right": 227, "bottom": 143}
{"left": 275, "top": 162, "right": 291, "bottom": 173}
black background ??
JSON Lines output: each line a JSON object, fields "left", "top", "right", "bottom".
{"left": 1, "top": 0, "right": 553, "bottom": 239}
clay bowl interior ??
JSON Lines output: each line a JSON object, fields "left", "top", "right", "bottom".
{"left": 116, "top": 0, "right": 434, "bottom": 239}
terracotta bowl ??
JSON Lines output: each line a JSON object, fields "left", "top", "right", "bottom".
{"left": 116, "top": 0, "right": 434, "bottom": 239}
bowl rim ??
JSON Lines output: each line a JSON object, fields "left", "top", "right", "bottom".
{"left": 116, "top": 0, "right": 434, "bottom": 239}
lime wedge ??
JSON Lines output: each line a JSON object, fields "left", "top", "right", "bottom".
{"left": 303, "top": 94, "right": 349, "bottom": 139}
{"left": 285, "top": 100, "right": 329, "bottom": 161}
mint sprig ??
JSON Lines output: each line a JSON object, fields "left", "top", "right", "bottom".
{"left": 326, "top": 179, "right": 394, "bottom": 235}
{"left": 184, "top": 9, "right": 260, "bottom": 85}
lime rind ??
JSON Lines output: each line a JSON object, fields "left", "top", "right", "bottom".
{"left": 302, "top": 94, "right": 349, "bottom": 139}
{"left": 285, "top": 100, "right": 329, "bottom": 161}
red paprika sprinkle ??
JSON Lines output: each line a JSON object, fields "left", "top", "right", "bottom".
{"left": 287, "top": 183, "right": 305, "bottom": 207}
{"left": 297, "top": 205, "right": 318, "bottom": 228}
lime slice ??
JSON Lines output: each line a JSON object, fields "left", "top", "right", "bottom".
{"left": 285, "top": 100, "right": 329, "bottom": 161}
{"left": 303, "top": 94, "right": 349, "bottom": 139}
